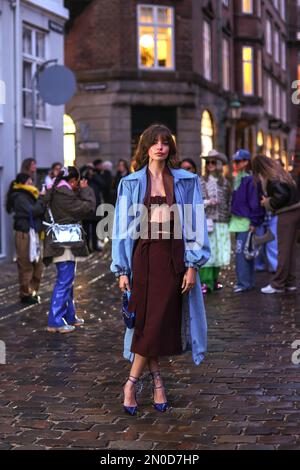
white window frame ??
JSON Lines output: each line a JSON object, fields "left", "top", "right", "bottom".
{"left": 137, "top": 4, "right": 175, "bottom": 71}
{"left": 242, "top": 46, "right": 254, "bottom": 96}
{"left": 203, "top": 20, "right": 212, "bottom": 81}
{"left": 22, "top": 24, "right": 49, "bottom": 125}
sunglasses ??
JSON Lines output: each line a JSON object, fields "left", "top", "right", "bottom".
{"left": 206, "top": 160, "right": 217, "bottom": 165}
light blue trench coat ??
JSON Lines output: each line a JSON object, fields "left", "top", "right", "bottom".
{"left": 110, "top": 165, "right": 210, "bottom": 365}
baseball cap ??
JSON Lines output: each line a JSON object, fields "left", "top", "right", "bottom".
{"left": 232, "top": 149, "right": 251, "bottom": 161}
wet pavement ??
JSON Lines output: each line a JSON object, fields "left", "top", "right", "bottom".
{"left": 0, "top": 244, "right": 300, "bottom": 450}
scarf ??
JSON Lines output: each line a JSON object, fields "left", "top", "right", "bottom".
{"left": 13, "top": 183, "right": 39, "bottom": 199}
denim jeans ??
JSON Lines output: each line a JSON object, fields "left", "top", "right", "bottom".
{"left": 235, "top": 232, "right": 255, "bottom": 290}
{"left": 48, "top": 261, "right": 76, "bottom": 327}
{"left": 255, "top": 217, "right": 278, "bottom": 273}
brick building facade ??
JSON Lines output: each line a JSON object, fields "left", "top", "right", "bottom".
{"left": 64, "top": 0, "right": 299, "bottom": 170}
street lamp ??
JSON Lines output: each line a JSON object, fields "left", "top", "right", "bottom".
{"left": 229, "top": 94, "right": 242, "bottom": 120}
{"left": 31, "top": 59, "right": 58, "bottom": 160}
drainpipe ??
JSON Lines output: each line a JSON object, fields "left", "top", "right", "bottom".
{"left": 10, "top": 0, "right": 22, "bottom": 174}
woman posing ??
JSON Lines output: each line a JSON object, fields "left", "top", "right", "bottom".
{"left": 111, "top": 124, "right": 210, "bottom": 415}
{"left": 43, "top": 166, "right": 96, "bottom": 333}
{"left": 252, "top": 155, "right": 300, "bottom": 294}
{"left": 200, "top": 150, "right": 232, "bottom": 294}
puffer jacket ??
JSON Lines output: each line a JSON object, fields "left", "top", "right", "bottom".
{"left": 7, "top": 187, "right": 45, "bottom": 233}
{"left": 266, "top": 180, "right": 300, "bottom": 212}
{"left": 43, "top": 184, "right": 96, "bottom": 265}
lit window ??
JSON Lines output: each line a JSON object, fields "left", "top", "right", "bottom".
{"left": 266, "top": 20, "right": 272, "bottom": 55}
{"left": 257, "top": 130, "right": 264, "bottom": 149}
{"left": 64, "top": 114, "right": 76, "bottom": 167}
{"left": 266, "top": 135, "right": 273, "bottom": 158}
{"left": 201, "top": 110, "right": 214, "bottom": 156}
{"left": 137, "top": 5, "right": 174, "bottom": 70}
{"left": 274, "top": 136, "right": 281, "bottom": 159}
{"left": 242, "top": 0, "right": 253, "bottom": 14}
{"left": 242, "top": 46, "right": 254, "bottom": 95}
{"left": 222, "top": 38, "right": 230, "bottom": 91}
{"left": 203, "top": 21, "right": 212, "bottom": 81}
{"left": 22, "top": 25, "right": 47, "bottom": 122}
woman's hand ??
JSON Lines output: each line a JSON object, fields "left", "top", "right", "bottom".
{"left": 260, "top": 195, "right": 268, "bottom": 207}
{"left": 119, "top": 275, "right": 131, "bottom": 292}
{"left": 181, "top": 267, "right": 197, "bottom": 294}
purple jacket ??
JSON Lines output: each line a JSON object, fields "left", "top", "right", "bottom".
{"left": 231, "top": 175, "right": 265, "bottom": 227}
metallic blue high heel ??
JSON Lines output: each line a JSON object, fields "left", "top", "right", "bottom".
{"left": 123, "top": 376, "right": 139, "bottom": 416}
{"left": 150, "top": 371, "right": 169, "bottom": 412}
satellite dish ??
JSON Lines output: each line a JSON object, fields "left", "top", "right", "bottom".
{"left": 37, "top": 65, "right": 76, "bottom": 105}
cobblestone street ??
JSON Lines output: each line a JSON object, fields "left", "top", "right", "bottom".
{"left": 0, "top": 246, "right": 300, "bottom": 450}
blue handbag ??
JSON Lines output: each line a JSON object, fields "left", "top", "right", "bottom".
{"left": 122, "top": 291, "right": 135, "bottom": 329}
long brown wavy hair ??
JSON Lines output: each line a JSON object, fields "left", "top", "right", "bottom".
{"left": 252, "top": 154, "right": 295, "bottom": 186}
{"left": 131, "top": 124, "right": 179, "bottom": 171}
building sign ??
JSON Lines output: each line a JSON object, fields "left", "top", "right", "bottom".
{"left": 49, "top": 20, "right": 65, "bottom": 35}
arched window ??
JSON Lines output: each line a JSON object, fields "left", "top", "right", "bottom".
{"left": 201, "top": 110, "right": 214, "bottom": 155}
{"left": 64, "top": 114, "right": 76, "bottom": 167}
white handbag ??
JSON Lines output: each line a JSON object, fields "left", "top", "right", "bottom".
{"left": 29, "top": 227, "right": 41, "bottom": 262}
{"left": 43, "top": 207, "right": 84, "bottom": 246}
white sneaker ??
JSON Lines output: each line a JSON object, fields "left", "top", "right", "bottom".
{"left": 261, "top": 284, "right": 285, "bottom": 294}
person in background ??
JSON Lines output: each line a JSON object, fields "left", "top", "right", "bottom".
{"left": 112, "top": 159, "right": 130, "bottom": 204}
{"left": 180, "top": 158, "right": 198, "bottom": 174}
{"left": 93, "top": 159, "right": 112, "bottom": 204}
{"left": 252, "top": 155, "right": 300, "bottom": 294}
{"left": 45, "top": 162, "right": 62, "bottom": 188}
{"left": 21, "top": 158, "right": 37, "bottom": 181}
{"left": 6, "top": 173, "right": 45, "bottom": 305}
{"left": 229, "top": 149, "right": 265, "bottom": 293}
{"left": 43, "top": 166, "right": 96, "bottom": 333}
{"left": 200, "top": 150, "right": 232, "bottom": 294}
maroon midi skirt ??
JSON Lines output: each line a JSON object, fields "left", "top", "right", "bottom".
{"left": 128, "top": 232, "right": 185, "bottom": 358}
